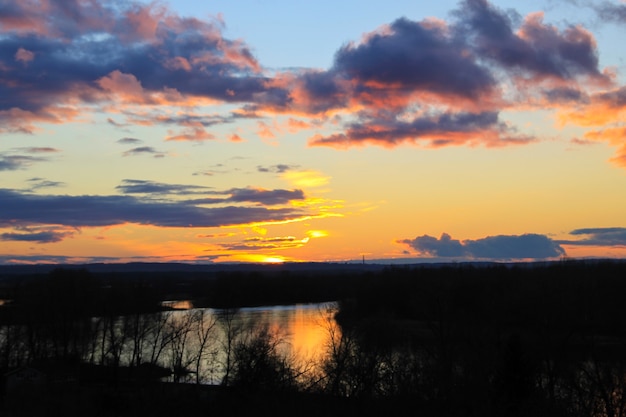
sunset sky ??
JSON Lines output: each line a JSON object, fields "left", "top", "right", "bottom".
{"left": 2, "top": 0, "right": 626, "bottom": 264}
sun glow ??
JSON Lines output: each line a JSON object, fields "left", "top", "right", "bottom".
{"left": 262, "top": 256, "right": 286, "bottom": 263}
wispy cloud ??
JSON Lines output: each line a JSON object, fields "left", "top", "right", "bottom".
{"left": 117, "top": 137, "right": 143, "bottom": 145}
{"left": 0, "top": 230, "right": 73, "bottom": 244}
{"left": 122, "top": 146, "right": 167, "bottom": 158}
{"left": 257, "top": 164, "right": 300, "bottom": 174}
{"left": 115, "top": 179, "right": 212, "bottom": 195}
{"left": 186, "top": 187, "right": 305, "bottom": 206}
{"left": 217, "top": 235, "right": 310, "bottom": 251}
{"left": 26, "top": 178, "right": 66, "bottom": 191}
{"left": 0, "top": 147, "right": 60, "bottom": 171}
{"left": 559, "top": 227, "right": 626, "bottom": 246}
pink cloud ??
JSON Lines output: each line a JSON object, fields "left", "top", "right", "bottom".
{"left": 229, "top": 133, "right": 245, "bottom": 142}
{"left": 14, "top": 47, "right": 34, "bottom": 64}
{"left": 165, "top": 127, "right": 215, "bottom": 142}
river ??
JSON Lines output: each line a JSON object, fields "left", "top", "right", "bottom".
{"left": 158, "top": 301, "right": 339, "bottom": 384}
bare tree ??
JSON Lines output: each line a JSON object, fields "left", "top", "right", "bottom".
{"left": 192, "top": 309, "right": 219, "bottom": 384}
{"left": 216, "top": 307, "right": 243, "bottom": 386}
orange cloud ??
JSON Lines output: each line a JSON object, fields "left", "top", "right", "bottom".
{"left": 165, "top": 127, "right": 215, "bottom": 142}
{"left": 0, "top": 107, "right": 81, "bottom": 134}
{"left": 287, "top": 118, "right": 312, "bottom": 132}
{"left": 229, "top": 133, "right": 245, "bottom": 142}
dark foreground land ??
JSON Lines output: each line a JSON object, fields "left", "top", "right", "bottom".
{"left": 2, "top": 259, "right": 626, "bottom": 416}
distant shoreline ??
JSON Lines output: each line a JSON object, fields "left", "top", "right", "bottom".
{"left": 1, "top": 257, "right": 624, "bottom": 275}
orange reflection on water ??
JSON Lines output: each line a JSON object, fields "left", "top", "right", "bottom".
{"left": 286, "top": 303, "right": 337, "bottom": 361}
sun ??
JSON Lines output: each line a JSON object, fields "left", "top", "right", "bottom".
{"left": 263, "top": 256, "right": 285, "bottom": 264}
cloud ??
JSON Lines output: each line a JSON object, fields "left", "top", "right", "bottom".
{"left": 256, "top": 0, "right": 612, "bottom": 151}
{"left": 0, "top": 188, "right": 307, "bottom": 229}
{"left": 117, "top": 137, "right": 142, "bottom": 144}
{"left": 282, "top": 170, "right": 331, "bottom": 188}
{"left": 334, "top": 17, "right": 496, "bottom": 101}
{"left": 26, "top": 178, "right": 65, "bottom": 191}
{"left": 400, "top": 232, "right": 566, "bottom": 260}
{"left": 17, "top": 147, "right": 60, "bottom": 153}
{"left": 124, "top": 111, "right": 240, "bottom": 128}
{"left": 1, "top": 0, "right": 622, "bottom": 160}
{"left": 309, "top": 111, "right": 535, "bottom": 148}
{"left": 0, "top": 0, "right": 271, "bottom": 132}
{"left": 225, "top": 188, "right": 304, "bottom": 205}
{"left": 0, "top": 148, "right": 59, "bottom": 171}
{"left": 165, "top": 127, "right": 215, "bottom": 142}
{"left": 260, "top": 15, "right": 497, "bottom": 117}
{"left": 0, "top": 255, "right": 121, "bottom": 265}
{"left": 186, "top": 187, "right": 306, "bottom": 206}
{"left": 559, "top": 228, "right": 626, "bottom": 246}
{"left": 115, "top": 179, "right": 211, "bottom": 195}
{"left": 229, "top": 134, "right": 245, "bottom": 142}
{"left": 122, "top": 146, "right": 166, "bottom": 158}
{"left": 217, "top": 235, "right": 309, "bottom": 251}
{"left": 593, "top": 2, "right": 626, "bottom": 24}
{"left": 455, "top": 0, "right": 608, "bottom": 83}
{"left": 0, "top": 230, "right": 72, "bottom": 244}
{"left": 14, "top": 47, "right": 34, "bottom": 64}
{"left": 401, "top": 233, "right": 466, "bottom": 257}
{"left": 556, "top": 85, "right": 626, "bottom": 166}
{"left": 0, "top": 155, "right": 45, "bottom": 171}
{"left": 257, "top": 164, "right": 299, "bottom": 173}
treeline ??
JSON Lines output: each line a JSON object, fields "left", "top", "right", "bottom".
{"left": 2, "top": 260, "right": 626, "bottom": 416}
{"left": 325, "top": 260, "right": 626, "bottom": 416}
{"left": 0, "top": 265, "right": 370, "bottom": 311}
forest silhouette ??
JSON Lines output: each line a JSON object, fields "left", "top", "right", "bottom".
{"left": 1, "top": 259, "right": 626, "bottom": 416}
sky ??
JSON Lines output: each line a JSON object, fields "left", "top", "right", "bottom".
{"left": 1, "top": 0, "right": 626, "bottom": 265}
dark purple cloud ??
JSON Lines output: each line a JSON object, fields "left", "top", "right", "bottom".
{"left": 115, "top": 179, "right": 211, "bottom": 195}
{"left": 542, "top": 87, "right": 587, "bottom": 104}
{"left": 0, "top": 188, "right": 306, "bottom": 229}
{"left": 0, "top": 255, "right": 120, "bottom": 265}
{"left": 229, "top": 188, "right": 304, "bottom": 205}
{"left": 594, "top": 86, "right": 626, "bottom": 108}
{"left": 455, "top": 0, "right": 607, "bottom": 82}
{"left": 187, "top": 187, "right": 305, "bottom": 206}
{"left": 559, "top": 228, "right": 626, "bottom": 246}
{"left": 265, "top": 14, "right": 497, "bottom": 117}
{"left": 117, "top": 179, "right": 305, "bottom": 205}
{"left": 0, "top": 230, "right": 71, "bottom": 243}
{"left": 310, "top": 111, "right": 534, "bottom": 148}
{"left": 0, "top": 0, "right": 275, "bottom": 131}
{"left": 401, "top": 233, "right": 466, "bottom": 257}
{"left": 334, "top": 17, "right": 495, "bottom": 101}
{"left": 400, "top": 232, "right": 566, "bottom": 260}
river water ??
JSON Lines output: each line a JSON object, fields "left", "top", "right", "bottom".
{"left": 160, "top": 301, "right": 339, "bottom": 384}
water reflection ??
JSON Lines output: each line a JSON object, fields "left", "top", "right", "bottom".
{"left": 165, "top": 301, "right": 338, "bottom": 384}
{"left": 161, "top": 299, "right": 194, "bottom": 310}
{"left": 230, "top": 303, "right": 337, "bottom": 361}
